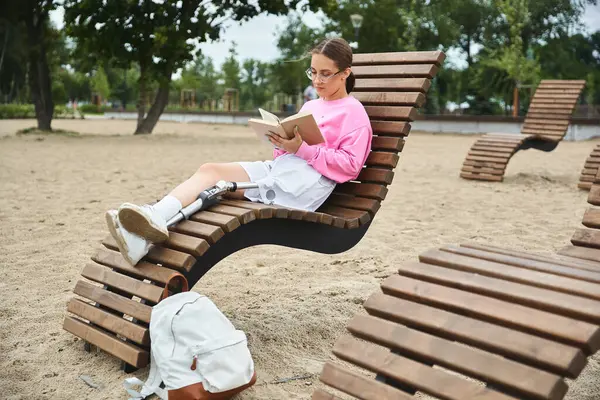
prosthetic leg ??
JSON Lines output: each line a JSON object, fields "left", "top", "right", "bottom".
{"left": 166, "top": 180, "right": 259, "bottom": 227}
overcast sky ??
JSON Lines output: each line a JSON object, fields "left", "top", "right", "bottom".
{"left": 50, "top": 3, "right": 600, "bottom": 70}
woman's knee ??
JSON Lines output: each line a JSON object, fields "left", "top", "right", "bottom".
{"left": 196, "top": 162, "right": 218, "bottom": 175}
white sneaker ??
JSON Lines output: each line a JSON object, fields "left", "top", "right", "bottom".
{"left": 117, "top": 203, "right": 170, "bottom": 243}
{"left": 105, "top": 210, "right": 152, "bottom": 266}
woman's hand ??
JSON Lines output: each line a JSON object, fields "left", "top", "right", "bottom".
{"left": 267, "top": 126, "right": 303, "bottom": 154}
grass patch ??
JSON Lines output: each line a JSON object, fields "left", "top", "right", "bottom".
{"left": 16, "top": 127, "right": 80, "bottom": 137}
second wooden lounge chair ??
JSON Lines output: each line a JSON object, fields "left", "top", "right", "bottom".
{"left": 577, "top": 143, "right": 600, "bottom": 190}
{"left": 314, "top": 170, "right": 600, "bottom": 400}
{"left": 62, "top": 50, "right": 445, "bottom": 371}
{"left": 460, "top": 80, "right": 585, "bottom": 182}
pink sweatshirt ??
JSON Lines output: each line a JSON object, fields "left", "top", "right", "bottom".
{"left": 273, "top": 96, "right": 372, "bottom": 183}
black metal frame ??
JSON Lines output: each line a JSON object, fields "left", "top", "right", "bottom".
{"left": 184, "top": 218, "right": 372, "bottom": 287}
{"left": 518, "top": 137, "right": 560, "bottom": 152}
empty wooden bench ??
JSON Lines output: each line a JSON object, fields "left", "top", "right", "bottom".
{"left": 577, "top": 143, "right": 600, "bottom": 190}
{"left": 460, "top": 80, "right": 585, "bottom": 182}
{"left": 62, "top": 50, "right": 445, "bottom": 370}
{"left": 314, "top": 172, "right": 600, "bottom": 400}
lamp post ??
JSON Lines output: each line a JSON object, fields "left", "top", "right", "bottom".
{"left": 350, "top": 13, "right": 363, "bottom": 42}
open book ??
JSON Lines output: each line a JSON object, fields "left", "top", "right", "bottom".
{"left": 248, "top": 108, "right": 325, "bottom": 146}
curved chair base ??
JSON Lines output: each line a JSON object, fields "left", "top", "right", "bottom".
{"left": 460, "top": 134, "right": 559, "bottom": 182}
{"left": 577, "top": 144, "right": 600, "bottom": 190}
{"left": 184, "top": 218, "right": 371, "bottom": 287}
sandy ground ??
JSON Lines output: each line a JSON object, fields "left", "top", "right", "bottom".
{"left": 0, "top": 118, "right": 599, "bottom": 399}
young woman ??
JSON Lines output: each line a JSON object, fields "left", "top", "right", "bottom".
{"left": 107, "top": 37, "right": 373, "bottom": 266}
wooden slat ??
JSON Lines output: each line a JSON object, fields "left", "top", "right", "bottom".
{"left": 526, "top": 112, "right": 573, "bottom": 120}
{"left": 583, "top": 208, "right": 600, "bottom": 229}
{"left": 347, "top": 314, "right": 568, "bottom": 400}
{"left": 207, "top": 204, "right": 256, "bottom": 224}
{"left": 307, "top": 211, "right": 333, "bottom": 226}
{"left": 523, "top": 118, "right": 569, "bottom": 127}
{"left": 471, "top": 141, "right": 518, "bottom": 149}
{"left": 63, "top": 317, "right": 148, "bottom": 367}
{"left": 440, "top": 245, "right": 600, "bottom": 284}
{"left": 572, "top": 228, "right": 600, "bottom": 249}
{"left": 352, "top": 51, "right": 445, "bottom": 65}
{"left": 579, "top": 181, "right": 593, "bottom": 190}
{"left": 529, "top": 103, "right": 576, "bottom": 110}
{"left": 466, "top": 155, "right": 512, "bottom": 163}
{"left": 371, "top": 136, "right": 404, "bottom": 152}
{"left": 169, "top": 219, "right": 224, "bottom": 244}
{"left": 366, "top": 151, "right": 399, "bottom": 168}
{"left": 535, "top": 89, "right": 584, "bottom": 95}
{"left": 460, "top": 172, "right": 504, "bottom": 182}
{"left": 333, "top": 335, "right": 514, "bottom": 400}
{"left": 320, "top": 362, "right": 413, "bottom": 400}
{"left": 353, "top": 92, "right": 426, "bottom": 107}
{"left": 355, "top": 78, "right": 430, "bottom": 93}
{"left": 463, "top": 160, "right": 506, "bottom": 169}
{"left": 164, "top": 231, "right": 209, "bottom": 257}
{"left": 219, "top": 199, "right": 276, "bottom": 219}
{"left": 365, "top": 292, "right": 586, "bottom": 378}
{"left": 364, "top": 106, "right": 417, "bottom": 121}
{"left": 358, "top": 167, "right": 394, "bottom": 184}
{"left": 462, "top": 243, "right": 600, "bottom": 273}
{"left": 324, "top": 193, "right": 381, "bottom": 215}
{"left": 67, "top": 298, "right": 149, "bottom": 345}
{"left": 419, "top": 249, "right": 600, "bottom": 299}
{"left": 353, "top": 64, "right": 438, "bottom": 79}
{"left": 381, "top": 275, "right": 600, "bottom": 352}
{"left": 468, "top": 150, "right": 511, "bottom": 159}
{"left": 318, "top": 205, "right": 370, "bottom": 229}
{"left": 91, "top": 248, "right": 174, "bottom": 284}
{"left": 589, "top": 185, "right": 600, "bottom": 206}
{"left": 311, "top": 389, "right": 343, "bottom": 400}
{"left": 103, "top": 236, "right": 195, "bottom": 272}
{"left": 397, "top": 262, "right": 600, "bottom": 324}
{"left": 82, "top": 263, "right": 164, "bottom": 303}
{"left": 190, "top": 211, "right": 240, "bottom": 233}
{"left": 559, "top": 245, "right": 600, "bottom": 263}
{"left": 530, "top": 98, "right": 578, "bottom": 105}
{"left": 335, "top": 182, "right": 388, "bottom": 200}
{"left": 532, "top": 94, "right": 581, "bottom": 101}
{"left": 73, "top": 280, "right": 152, "bottom": 323}
{"left": 471, "top": 145, "right": 515, "bottom": 154}
{"left": 461, "top": 166, "right": 505, "bottom": 175}
{"left": 370, "top": 121, "right": 410, "bottom": 136}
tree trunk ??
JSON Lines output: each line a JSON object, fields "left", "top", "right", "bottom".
{"left": 135, "top": 79, "right": 170, "bottom": 134}
{"left": 136, "top": 63, "right": 148, "bottom": 131}
{"left": 26, "top": 10, "right": 53, "bottom": 131}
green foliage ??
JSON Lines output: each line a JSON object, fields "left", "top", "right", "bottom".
{"left": 271, "top": 14, "right": 324, "bottom": 96}
{"left": 90, "top": 66, "right": 111, "bottom": 100}
{"left": 0, "top": 103, "right": 75, "bottom": 119}
{"left": 221, "top": 43, "right": 241, "bottom": 90}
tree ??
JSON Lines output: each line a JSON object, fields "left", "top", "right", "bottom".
{"left": 221, "top": 43, "right": 241, "bottom": 91}
{"left": 90, "top": 66, "right": 111, "bottom": 103}
{"left": 240, "top": 59, "right": 272, "bottom": 110}
{"left": 271, "top": 14, "right": 323, "bottom": 96}
{"left": 1, "top": 0, "right": 58, "bottom": 130}
{"left": 64, "top": 0, "right": 326, "bottom": 134}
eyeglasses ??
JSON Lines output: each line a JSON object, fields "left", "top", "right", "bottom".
{"left": 305, "top": 68, "right": 343, "bottom": 83}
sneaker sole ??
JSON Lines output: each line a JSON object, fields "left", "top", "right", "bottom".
{"left": 105, "top": 211, "right": 137, "bottom": 266}
{"left": 118, "top": 206, "right": 169, "bottom": 243}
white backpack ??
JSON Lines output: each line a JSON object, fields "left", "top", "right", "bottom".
{"left": 125, "top": 275, "right": 256, "bottom": 399}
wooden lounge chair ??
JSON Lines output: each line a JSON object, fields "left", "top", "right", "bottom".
{"left": 62, "top": 50, "right": 445, "bottom": 371}
{"left": 314, "top": 175, "right": 600, "bottom": 400}
{"left": 577, "top": 143, "right": 600, "bottom": 190}
{"left": 460, "top": 80, "right": 586, "bottom": 182}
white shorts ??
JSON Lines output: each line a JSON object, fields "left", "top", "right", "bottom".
{"left": 237, "top": 154, "right": 336, "bottom": 212}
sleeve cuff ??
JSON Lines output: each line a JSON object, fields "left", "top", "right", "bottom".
{"left": 294, "top": 141, "right": 317, "bottom": 161}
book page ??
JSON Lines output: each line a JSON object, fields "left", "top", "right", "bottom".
{"left": 258, "top": 108, "right": 280, "bottom": 124}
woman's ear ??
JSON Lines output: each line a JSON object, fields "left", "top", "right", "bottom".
{"left": 343, "top": 68, "right": 351, "bottom": 80}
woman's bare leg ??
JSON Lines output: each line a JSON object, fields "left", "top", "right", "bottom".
{"left": 169, "top": 162, "right": 251, "bottom": 207}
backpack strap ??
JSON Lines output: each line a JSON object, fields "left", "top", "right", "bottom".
{"left": 161, "top": 272, "right": 189, "bottom": 300}
{"left": 124, "top": 351, "right": 167, "bottom": 399}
